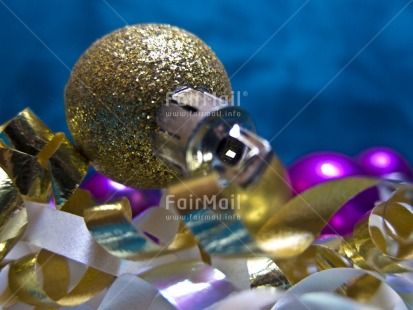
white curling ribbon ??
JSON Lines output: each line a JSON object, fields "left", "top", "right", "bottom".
{"left": 286, "top": 292, "right": 380, "bottom": 310}
{"left": 133, "top": 207, "right": 180, "bottom": 246}
{"left": 3, "top": 241, "right": 38, "bottom": 262}
{"left": 97, "top": 274, "right": 174, "bottom": 310}
{"left": 4, "top": 200, "right": 411, "bottom": 309}
{"left": 21, "top": 201, "right": 201, "bottom": 276}
{"left": 210, "top": 256, "right": 250, "bottom": 290}
{"left": 207, "top": 288, "right": 286, "bottom": 310}
{"left": 272, "top": 268, "right": 409, "bottom": 310}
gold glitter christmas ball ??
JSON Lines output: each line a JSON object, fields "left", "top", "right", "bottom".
{"left": 65, "top": 24, "right": 232, "bottom": 188}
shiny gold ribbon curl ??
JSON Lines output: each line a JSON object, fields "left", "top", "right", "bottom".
{"left": 246, "top": 181, "right": 413, "bottom": 306}
{"left": 166, "top": 172, "right": 379, "bottom": 258}
{"left": 166, "top": 172, "right": 413, "bottom": 305}
{"left": 83, "top": 197, "right": 198, "bottom": 260}
{"left": 0, "top": 108, "right": 89, "bottom": 264}
{"left": 0, "top": 167, "right": 27, "bottom": 261}
{"left": 8, "top": 249, "right": 115, "bottom": 307}
{"left": 0, "top": 108, "right": 89, "bottom": 206}
{"left": 2, "top": 109, "right": 413, "bottom": 308}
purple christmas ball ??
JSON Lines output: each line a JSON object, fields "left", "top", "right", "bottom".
{"left": 288, "top": 152, "right": 364, "bottom": 194}
{"left": 288, "top": 152, "right": 379, "bottom": 236}
{"left": 357, "top": 147, "right": 413, "bottom": 181}
{"left": 320, "top": 187, "right": 379, "bottom": 235}
{"left": 80, "top": 171, "right": 161, "bottom": 218}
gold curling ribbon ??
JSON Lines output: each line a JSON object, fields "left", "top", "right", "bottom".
{"left": 247, "top": 237, "right": 351, "bottom": 288}
{"left": 343, "top": 214, "right": 407, "bottom": 273}
{"left": 0, "top": 167, "right": 27, "bottom": 261}
{"left": 252, "top": 181, "right": 413, "bottom": 305}
{"left": 256, "top": 177, "right": 379, "bottom": 258}
{"left": 166, "top": 169, "right": 379, "bottom": 258}
{"left": 0, "top": 147, "right": 51, "bottom": 202}
{"left": 0, "top": 109, "right": 89, "bottom": 272}
{"left": 247, "top": 257, "right": 291, "bottom": 289}
{"left": 239, "top": 178, "right": 391, "bottom": 294}
{"left": 60, "top": 188, "right": 96, "bottom": 216}
{"left": 275, "top": 241, "right": 352, "bottom": 285}
{"left": 167, "top": 155, "right": 291, "bottom": 233}
{"left": 223, "top": 155, "right": 292, "bottom": 235}
{"left": 2, "top": 109, "right": 413, "bottom": 307}
{"left": 166, "top": 173, "right": 260, "bottom": 255}
{"left": 341, "top": 184, "right": 413, "bottom": 274}
{"left": 0, "top": 108, "right": 55, "bottom": 153}
{"left": 84, "top": 198, "right": 197, "bottom": 260}
{"left": 164, "top": 154, "right": 292, "bottom": 256}
{"left": 8, "top": 249, "right": 115, "bottom": 307}
{"left": 247, "top": 253, "right": 383, "bottom": 305}
{"left": 36, "top": 132, "right": 65, "bottom": 168}
{"left": 46, "top": 132, "right": 89, "bottom": 206}
{"left": 0, "top": 109, "right": 89, "bottom": 206}
{"left": 372, "top": 186, "right": 413, "bottom": 259}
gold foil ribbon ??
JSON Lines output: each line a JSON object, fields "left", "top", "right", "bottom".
{"left": 166, "top": 173, "right": 379, "bottom": 258}
{"left": 341, "top": 184, "right": 413, "bottom": 274}
{"left": 0, "top": 148, "right": 51, "bottom": 202}
{"left": 2, "top": 109, "right": 413, "bottom": 308}
{"left": 165, "top": 172, "right": 413, "bottom": 306}
{"left": 256, "top": 177, "right": 379, "bottom": 257}
{"left": 84, "top": 197, "right": 198, "bottom": 260}
{"left": 246, "top": 181, "right": 413, "bottom": 306}
{"left": 0, "top": 108, "right": 88, "bottom": 206}
{"left": 8, "top": 249, "right": 114, "bottom": 307}
{"left": 0, "top": 167, "right": 27, "bottom": 261}
{"left": 224, "top": 155, "right": 292, "bottom": 235}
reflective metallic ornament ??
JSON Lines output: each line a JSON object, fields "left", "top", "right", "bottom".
{"left": 320, "top": 187, "right": 378, "bottom": 236}
{"left": 288, "top": 152, "right": 363, "bottom": 194}
{"left": 288, "top": 152, "right": 376, "bottom": 236}
{"left": 357, "top": 147, "right": 413, "bottom": 181}
{"left": 65, "top": 24, "right": 232, "bottom": 188}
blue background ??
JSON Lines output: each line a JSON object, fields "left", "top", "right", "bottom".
{"left": 1, "top": 0, "right": 413, "bottom": 165}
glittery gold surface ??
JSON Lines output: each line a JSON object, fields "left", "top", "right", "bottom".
{"left": 65, "top": 24, "right": 232, "bottom": 188}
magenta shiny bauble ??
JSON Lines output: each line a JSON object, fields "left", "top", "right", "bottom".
{"left": 288, "top": 152, "right": 364, "bottom": 194}
{"left": 357, "top": 147, "right": 413, "bottom": 181}
{"left": 80, "top": 171, "right": 161, "bottom": 218}
{"left": 288, "top": 152, "right": 376, "bottom": 236}
{"left": 320, "top": 187, "right": 379, "bottom": 236}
